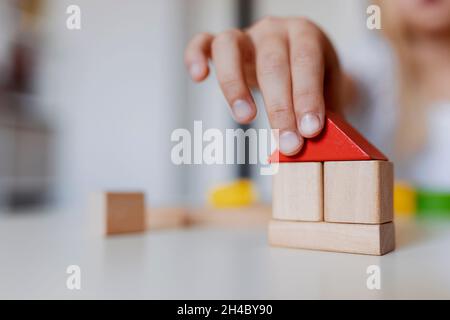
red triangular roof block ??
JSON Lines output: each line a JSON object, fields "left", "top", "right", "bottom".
{"left": 269, "top": 111, "right": 388, "bottom": 162}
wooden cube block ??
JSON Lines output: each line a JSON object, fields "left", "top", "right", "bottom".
{"left": 94, "top": 192, "right": 147, "bottom": 235}
{"left": 273, "top": 162, "right": 323, "bottom": 221}
{"left": 268, "top": 220, "right": 395, "bottom": 255}
{"left": 324, "top": 160, "right": 393, "bottom": 224}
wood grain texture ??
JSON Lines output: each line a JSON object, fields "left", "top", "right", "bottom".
{"left": 268, "top": 220, "right": 395, "bottom": 256}
{"left": 104, "top": 192, "right": 147, "bottom": 235}
{"left": 273, "top": 162, "right": 323, "bottom": 221}
{"left": 324, "top": 160, "right": 393, "bottom": 224}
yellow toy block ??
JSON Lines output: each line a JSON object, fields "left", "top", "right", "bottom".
{"left": 394, "top": 181, "right": 417, "bottom": 215}
{"left": 208, "top": 179, "right": 257, "bottom": 208}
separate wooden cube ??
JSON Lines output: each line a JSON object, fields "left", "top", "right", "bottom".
{"left": 273, "top": 162, "right": 323, "bottom": 222}
{"left": 268, "top": 220, "right": 395, "bottom": 255}
{"left": 94, "top": 192, "right": 147, "bottom": 235}
{"left": 324, "top": 160, "right": 393, "bottom": 224}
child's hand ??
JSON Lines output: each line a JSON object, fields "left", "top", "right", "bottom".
{"left": 185, "top": 17, "right": 343, "bottom": 156}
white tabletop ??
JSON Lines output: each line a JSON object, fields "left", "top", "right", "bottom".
{"left": 1, "top": 208, "right": 450, "bottom": 299}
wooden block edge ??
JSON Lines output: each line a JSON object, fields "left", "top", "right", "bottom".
{"left": 323, "top": 160, "right": 394, "bottom": 225}
{"left": 268, "top": 220, "right": 396, "bottom": 256}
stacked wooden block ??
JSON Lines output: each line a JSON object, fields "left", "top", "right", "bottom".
{"left": 269, "top": 112, "right": 395, "bottom": 255}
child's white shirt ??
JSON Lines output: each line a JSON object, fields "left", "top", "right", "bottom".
{"left": 341, "top": 35, "right": 450, "bottom": 190}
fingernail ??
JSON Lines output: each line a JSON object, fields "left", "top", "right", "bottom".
{"left": 232, "top": 100, "right": 253, "bottom": 122}
{"left": 299, "top": 113, "right": 321, "bottom": 137}
{"left": 279, "top": 131, "right": 302, "bottom": 155}
{"left": 190, "top": 63, "right": 203, "bottom": 79}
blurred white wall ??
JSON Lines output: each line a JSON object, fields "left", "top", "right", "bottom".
{"left": 37, "top": 0, "right": 189, "bottom": 208}
{"left": 184, "top": 0, "right": 238, "bottom": 205}
{"left": 256, "top": 0, "right": 367, "bottom": 52}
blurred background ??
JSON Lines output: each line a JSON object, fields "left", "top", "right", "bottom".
{"left": 0, "top": 0, "right": 448, "bottom": 216}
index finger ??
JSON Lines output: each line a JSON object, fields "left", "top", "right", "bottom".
{"left": 184, "top": 33, "right": 214, "bottom": 82}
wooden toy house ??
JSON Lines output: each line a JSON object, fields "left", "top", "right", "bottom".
{"left": 269, "top": 112, "right": 395, "bottom": 255}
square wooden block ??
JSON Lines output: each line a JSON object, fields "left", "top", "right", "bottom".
{"left": 88, "top": 192, "right": 147, "bottom": 235}
{"left": 273, "top": 162, "right": 323, "bottom": 222}
{"left": 268, "top": 220, "right": 395, "bottom": 256}
{"left": 102, "top": 192, "right": 147, "bottom": 235}
{"left": 324, "top": 160, "right": 393, "bottom": 224}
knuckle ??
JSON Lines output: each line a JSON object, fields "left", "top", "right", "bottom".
{"left": 260, "top": 51, "right": 286, "bottom": 75}
{"left": 220, "top": 75, "right": 244, "bottom": 97}
{"left": 294, "top": 87, "right": 317, "bottom": 99}
{"left": 195, "top": 32, "right": 212, "bottom": 42}
{"left": 191, "top": 32, "right": 212, "bottom": 50}
{"left": 291, "top": 46, "right": 320, "bottom": 68}
{"left": 257, "top": 16, "right": 280, "bottom": 28}
{"left": 293, "top": 88, "right": 322, "bottom": 106}
{"left": 213, "top": 29, "right": 240, "bottom": 47}
{"left": 250, "top": 17, "right": 286, "bottom": 43}
{"left": 268, "top": 104, "right": 290, "bottom": 123}
{"left": 292, "top": 16, "right": 315, "bottom": 31}
{"left": 186, "top": 33, "right": 212, "bottom": 63}
{"left": 290, "top": 17, "right": 322, "bottom": 40}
